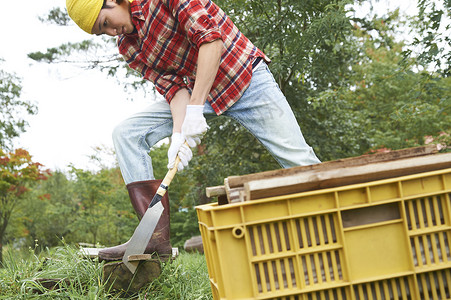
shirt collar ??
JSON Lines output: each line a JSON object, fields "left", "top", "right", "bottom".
{"left": 130, "top": 0, "right": 145, "bottom": 21}
{"left": 124, "top": 0, "right": 145, "bottom": 38}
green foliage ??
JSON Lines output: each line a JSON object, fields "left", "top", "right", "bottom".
{"left": 46, "top": 167, "right": 132, "bottom": 247}
{"left": 20, "top": 171, "right": 77, "bottom": 248}
{"left": 143, "top": 253, "right": 212, "bottom": 300}
{"left": 38, "top": 7, "right": 71, "bottom": 26}
{"left": 3, "top": 144, "right": 206, "bottom": 253}
{"left": 69, "top": 167, "right": 116, "bottom": 245}
{"left": 408, "top": 0, "right": 451, "bottom": 75}
{"left": 227, "top": 2, "right": 347, "bottom": 59}
{"left": 198, "top": 0, "right": 358, "bottom": 167}
{"left": 28, "top": 40, "right": 100, "bottom": 63}
{"left": 307, "top": 12, "right": 451, "bottom": 159}
{"left": 0, "top": 62, "right": 37, "bottom": 150}
{"left": 3, "top": 163, "right": 136, "bottom": 254}
{"left": 0, "top": 148, "right": 50, "bottom": 263}
{"left": 216, "top": 0, "right": 355, "bottom": 93}
{"left": 170, "top": 207, "right": 201, "bottom": 248}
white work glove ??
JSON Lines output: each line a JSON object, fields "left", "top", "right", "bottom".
{"left": 181, "top": 105, "right": 209, "bottom": 147}
{"left": 167, "top": 132, "right": 193, "bottom": 171}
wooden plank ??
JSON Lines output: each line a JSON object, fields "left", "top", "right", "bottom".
{"left": 224, "top": 178, "right": 232, "bottom": 201}
{"left": 228, "top": 145, "right": 439, "bottom": 189}
{"left": 245, "top": 152, "right": 451, "bottom": 201}
{"left": 229, "top": 187, "right": 245, "bottom": 203}
{"left": 222, "top": 177, "right": 244, "bottom": 203}
{"left": 205, "top": 184, "right": 229, "bottom": 205}
{"left": 80, "top": 247, "right": 101, "bottom": 259}
{"left": 128, "top": 254, "right": 152, "bottom": 261}
{"left": 205, "top": 185, "right": 226, "bottom": 198}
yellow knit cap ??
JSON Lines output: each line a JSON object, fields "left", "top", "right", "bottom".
{"left": 66, "top": 0, "right": 103, "bottom": 34}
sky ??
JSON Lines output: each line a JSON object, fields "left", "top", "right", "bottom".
{"left": 1, "top": 0, "right": 153, "bottom": 172}
{"left": 0, "top": 0, "right": 419, "bottom": 172}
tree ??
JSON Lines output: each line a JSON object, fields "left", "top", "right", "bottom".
{"left": 20, "top": 171, "right": 76, "bottom": 249}
{"left": 408, "top": 0, "right": 451, "bottom": 76}
{"left": 309, "top": 11, "right": 451, "bottom": 158}
{"left": 0, "top": 61, "right": 37, "bottom": 150}
{"left": 19, "top": 166, "right": 136, "bottom": 249}
{"left": 0, "top": 148, "right": 50, "bottom": 264}
{"left": 216, "top": 0, "right": 355, "bottom": 93}
{"left": 69, "top": 167, "right": 118, "bottom": 245}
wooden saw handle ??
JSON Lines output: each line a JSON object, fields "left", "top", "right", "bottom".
{"left": 150, "top": 141, "right": 189, "bottom": 207}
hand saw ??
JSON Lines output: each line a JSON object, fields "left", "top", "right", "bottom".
{"left": 122, "top": 151, "right": 183, "bottom": 274}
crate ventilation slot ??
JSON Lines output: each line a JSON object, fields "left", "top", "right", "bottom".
{"left": 301, "top": 250, "right": 343, "bottom": 286}
{"left": 353, "top": 277, "right": 414, "bottom": 300}
{"left": 296, "top": 214, "right": 338, "bottom": 249}
{"left": 417, "top": 269, "right": 451, "bottom": 300}
{"left": 405, "top": 196, "right": 446, "bottom": 231}
{"left": 410, "top": 232, "right": 451, "bottom": 267}
{"left": 276, "top": 288, "right": 348, "bottom": 300}
{"left": 249, "top": 221, "right": 291, "bottom": 256}
{"left": 305, "top": 287, "right": 349, "bottom": 300}
{"left": 254, "top": 258, "right": 296, "bottom": 294}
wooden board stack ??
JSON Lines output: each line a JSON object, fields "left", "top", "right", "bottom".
{"left": 206, "top": 145, "right": 451, "bottom": 204}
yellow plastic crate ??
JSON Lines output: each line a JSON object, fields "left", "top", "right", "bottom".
{"left": 196, "top": 168, "right": 451, "bottom": 300}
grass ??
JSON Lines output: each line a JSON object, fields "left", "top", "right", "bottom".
{"left": 0, "top": 244, "right": 212, "bottom": 299}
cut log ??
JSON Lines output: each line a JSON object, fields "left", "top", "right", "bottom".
{"left": 205, "top": 185, "right": 226, "bottom": 197}
{"left": 205, "top": 185, "right": 228, "bottom": 205}
{"left": 103, "top": 259, "right": 161, "bottom": 292}
{"left": 184, "top": 235, "right": 204, "bottom": 254}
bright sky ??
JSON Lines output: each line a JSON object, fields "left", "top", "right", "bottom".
{"left": 1, "top": 0, "right": 154, "bottom": 172}
{"left": 0, "top": 0, "right": 419, "bottom": 172}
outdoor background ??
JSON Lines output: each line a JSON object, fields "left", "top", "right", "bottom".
{"left": 0, "top": 0, "right": 450, "bottom": 294}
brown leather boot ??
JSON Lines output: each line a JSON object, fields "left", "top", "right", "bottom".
{"left": 98, "top": 180, "right": 172, "bottom": 261}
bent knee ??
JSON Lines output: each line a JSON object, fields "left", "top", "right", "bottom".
{"left": 112, "top": 120, "right": 132, "bottom": 144}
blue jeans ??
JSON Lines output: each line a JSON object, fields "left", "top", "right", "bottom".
{"left": 113, "top": 62, "right": 320, "bottom": 184}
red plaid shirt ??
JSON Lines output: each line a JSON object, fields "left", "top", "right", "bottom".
{"left": 117, "top": 0, "right": 269, "bottom": 115}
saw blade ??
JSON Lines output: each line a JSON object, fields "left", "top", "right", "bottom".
{"left": 122, "top": 200, "right": 164, "bottom": 274}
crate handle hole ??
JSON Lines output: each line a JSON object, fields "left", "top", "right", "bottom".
{"left": 232, "top": 226, "right": 245, "bottom": 238}
{"left": 341, "top": 203, "right": 400, "bottom": 228}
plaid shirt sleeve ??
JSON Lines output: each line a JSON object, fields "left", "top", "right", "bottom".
{"left": 164, "top": 0, "right": 223, "bottom": 48}
{"left": 141, "top": 65, "right": 187, "bottom": 101}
